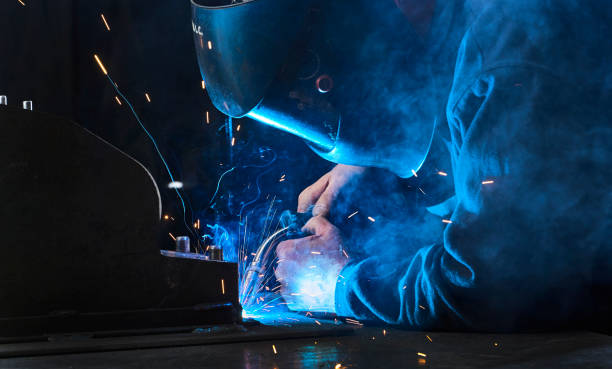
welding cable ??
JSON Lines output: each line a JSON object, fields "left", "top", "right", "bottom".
{"left": 104, "top": 74, "right": 202, "bottom": 250}
{"left": 207, "top": 149, "right": 277, "bottom": 209}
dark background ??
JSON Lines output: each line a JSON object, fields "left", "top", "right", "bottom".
{"left": 1, "top": 1, "right": 444, "bottom": 260}
{"left": 0, "top": 0, "right": 335, "bottom": 251}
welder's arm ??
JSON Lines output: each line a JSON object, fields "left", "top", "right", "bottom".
{"left": 334, "top": 64, "right": 586, "bottom": 330}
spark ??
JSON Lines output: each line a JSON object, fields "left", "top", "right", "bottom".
{"left": 168, "top": 181, "right": 184, "bottom": 189}
{"left": 418, "top": 187, "right": 426, "bottom": 195}
{"left": 145, "top": 93, "right": 151, "bottom": 102}
{"left": 290, "top": 293, "right": 301, "bottom": 296}
{"left": 403, "top": 285, "right": 407, "bottom": 289}
{"left": 201, "top": 80, "right": 206, "bottom": 90}
{"left": 335, "top": 364, "right": 342, "bottom": 369}
{"left": 383, "top": 329, "right": 387, "bottom": 336}
{"left": 419, "top": 305, "right": 427, "bottom": 310}
{"left": 426, "top": 335, "right": 433, "bottom": 342}
{"left": 206, "top": 111, "right": 210, "bottom": 124}
{"left": 221, "top": 279, "right": 225, "bottom": 294}
{"left": 411, "top": 169, "right": 418, "bottom": 177}
{"left": 342, "top": 250, "right": 349, "bottom": 259}
{"left": 231, "top": 137, "right": 236, "bottom": 146}
{"left": 442, "top": 219, "right": 453, "bottom": 224}
{"left": 93, "top": 54, "right": 108, "bottom": 75}
{"left": 207, "top": 40, "right": 213, "bottom": 49}
{"left": 367, "top": 216, "right": 376, "bottom": 222}
{"left": 347, "top": 210, "right": 359, "bottom": 219}
{"left": 168, "top": 232, "right": 176, "bottom": 241}
{"left": 417, "top": 352, "right": 427, "bottom": 358}
{"left": 272, "top": 344, "right": 277, "bottom": 354}
{"left": 237, "top": 124, "right": 241, "bottom": 131}
{"left": 315, "top": 320, "right": 321, "bottom": 325}
{"left": 100, "top": 13, "right": 111, "bottom": 31}
{"left": 482, "top": 180, "right": 495, "bottom": 185}
{"left": 311, "top": 251, "right": 321, "bottom": 255}
{"left": 114, "top": 96, "right": 122, "bottom": 105}
{"left": 163, "top": 214, "right": 170, "bottom": 220}
{"left": 438, "top": 171, "right": 448, "bottom": 176}
{"left": 309, "top": 265, "right": 317, "bottom": 269}
{"left": 17, "top": 0, "right": 25, "bottom": 6}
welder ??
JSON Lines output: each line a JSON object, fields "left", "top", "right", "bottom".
{"left": 192, "top": 0, "right": 611, "bottom": 331}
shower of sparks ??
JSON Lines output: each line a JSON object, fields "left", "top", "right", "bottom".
{"left": 145, "top": 92, "right": 151, "bottom": 102}
{"left": 347, "top": 210, "right": 359, "bottom": 219}
{"left": 482, "top": 180, "right": 495, "bottom": 185}
{"left": 100, "top": 13, "right": 111, "bottom": 31}
{"left": 438, "top": 171, "right": 448, "bottom": 176}
{"left": 17, "top": 0, "right": 25, "bottom": 6}
{"left": 442, "top": 219, "right": 453, "bottom": 224}
{"left": 168, "top": 232, "right": 176, "bottom": 241}
{"left": 201, "top": 80, "right": 206, "bottom": 90}
{"left": 114, "top": 96, "right": 122, "bottom": 105}
{"left": 207, "top": 40, "right": 213, "bottom": 49}
{"left": 221, "top": 279, "right": 225, "bottom": 294}
{"left": 367, "top": 216, "right": 376, "bottom": 222}
{"left": 272, "top": 344, "right": 278, "bottom": 354}
{"left": 411, "top": 169, "right": 418, "bottom": 177}
{"left": 93, "top": 54, "right": 108, "bottom": 75}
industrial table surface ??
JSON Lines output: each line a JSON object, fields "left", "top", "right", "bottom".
{"left": 1, "top": 323, "right": 610, "bottom": 369}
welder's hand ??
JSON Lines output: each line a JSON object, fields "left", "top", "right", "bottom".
{"left": 275, "top": 216, "right": 349, "bottom": 313}
{"left": 298, "top": 164, "right": 366, "bottom": 217}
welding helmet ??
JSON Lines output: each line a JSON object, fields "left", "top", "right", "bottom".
{"left": 191, "top": 0, "right": 435, "bottom": 178}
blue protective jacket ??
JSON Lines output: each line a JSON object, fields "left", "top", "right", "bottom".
{"left": 335, "top": 0, "right": 612, "bottom": 331}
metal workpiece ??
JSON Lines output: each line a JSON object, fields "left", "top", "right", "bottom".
{"left": 0, "top": 107, "right": 240, "bottom": 338}
{"left": 208, "top": 245, "right": 224, "bottom": 261}
{"left": 176, "top": 236, "right": 191, "bottom": 253}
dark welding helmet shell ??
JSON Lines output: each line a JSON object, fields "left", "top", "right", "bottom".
{"left": 191, "top": 0, "right": 312, "bottom": 117}
{"left": 192, "top": 0, "right": 435, "bottom": 178}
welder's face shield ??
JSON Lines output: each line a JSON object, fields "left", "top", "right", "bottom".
{"left": 192, "top": 0, "right": 435, "bottom": 178}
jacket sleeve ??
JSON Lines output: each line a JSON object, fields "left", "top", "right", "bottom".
{"left": 334, "top": 32, "right": 610, "bottom": 331}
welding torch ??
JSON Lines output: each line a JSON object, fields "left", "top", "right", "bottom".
{"left": 241, "top": 210, "right": 313, "bottom": 300}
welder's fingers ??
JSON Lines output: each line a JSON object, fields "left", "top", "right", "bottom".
{"left": 276, "top": 239, "right": 298, "bottom": 260}
{"left": 277, "top": 236, "right": 317, "bottom": 260}
{"left": 302, "top": 216, "right": 333, "bottom": 236}
{"left": 312, "top": 186, "right": 338, "bottom": 217}
{"left": 297, "top": 172, "right": 331, "bottom": 213}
